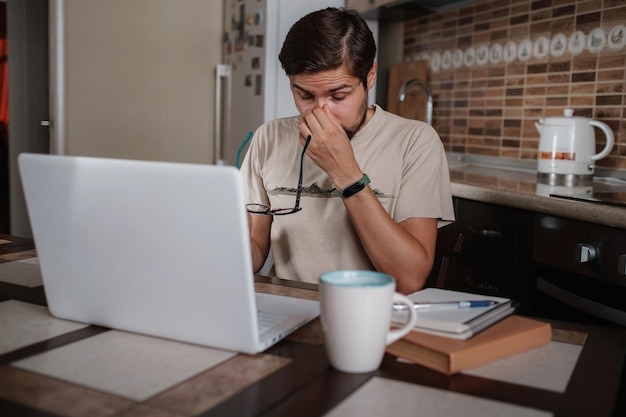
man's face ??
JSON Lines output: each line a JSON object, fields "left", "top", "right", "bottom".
{"left": 289, "top": 65, "right": 375, "bottom": 138}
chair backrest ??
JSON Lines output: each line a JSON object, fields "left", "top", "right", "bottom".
{"left": 425, "top": 225, "right": 465, "bottom": 288}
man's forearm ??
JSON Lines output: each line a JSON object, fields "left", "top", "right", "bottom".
{"left": 342, "top": 187, "right": 437, "bottom": 294}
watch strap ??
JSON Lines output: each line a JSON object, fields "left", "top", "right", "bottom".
{"left": 338, "top": 173, "right": 370, "bottom": 199}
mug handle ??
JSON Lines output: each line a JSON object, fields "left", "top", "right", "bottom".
{"left": 386, "top": 293, "right": 418, "bottom": 345}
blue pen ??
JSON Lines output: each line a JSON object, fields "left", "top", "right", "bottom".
{"left": 393, "top": 300, "right": 498, "bottom": 310}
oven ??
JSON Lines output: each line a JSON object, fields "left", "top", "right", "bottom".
{"left": 532, "top": 214, "right": 626, "bottom": 327}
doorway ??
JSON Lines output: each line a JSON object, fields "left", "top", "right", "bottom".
{"left": 5, "top": 0, "right": 50, "bottom": 237}
{"left": 1, "top": 2, "right": 8, "bottom": 234}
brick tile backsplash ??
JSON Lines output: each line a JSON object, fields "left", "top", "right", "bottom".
{"left": 402, "top": 0, "right": 626, "bottom": 171}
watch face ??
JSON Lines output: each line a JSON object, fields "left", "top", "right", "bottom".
{"left": 340, "top": 174, "right": 370, "bottom": 199}
{"left": 342, "top": 181, "right": 365, "bottom": 198}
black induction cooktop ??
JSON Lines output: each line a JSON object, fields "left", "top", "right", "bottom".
{"left": 550, "top": 191, "right": 626, "bottom": 208}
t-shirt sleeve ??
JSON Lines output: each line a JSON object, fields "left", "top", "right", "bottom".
{"left": 394, "top": 124, "right": 456, "bottom": 223}
{"left": 239, "top": 133, "right": 270, "bottom": 207}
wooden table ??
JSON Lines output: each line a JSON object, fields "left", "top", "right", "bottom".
{"left": 0, "top": 234, "right": 625, "bottom": 417}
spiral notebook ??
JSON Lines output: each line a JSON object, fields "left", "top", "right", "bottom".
{"left": 391, "top": 288, "right": 517, "bottom": 340}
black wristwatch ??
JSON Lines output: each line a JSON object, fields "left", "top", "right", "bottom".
{"left": 338, "top": 174, "right": 370, "bottom": 199}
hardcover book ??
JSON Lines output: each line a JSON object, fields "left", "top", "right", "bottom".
{"left": 386, "top": 315, "right": 552, "bottom": 375}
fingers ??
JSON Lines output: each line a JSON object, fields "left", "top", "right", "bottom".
{"left": 299, "top": 109, "right": 323, "bottom": 139}
{"left": 299, "top": 105, "right": 345, "bottom": 143}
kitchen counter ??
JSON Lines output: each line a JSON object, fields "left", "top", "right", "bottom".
{"left": 447, "top": 153, "right": 626, "bottom": 230}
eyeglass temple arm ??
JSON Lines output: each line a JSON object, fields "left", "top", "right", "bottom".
{"left": 236, "top": 131, "right": 254, "bottom": 169}
{"left": 294, "top": 135, "right": 312, "bottom": 209}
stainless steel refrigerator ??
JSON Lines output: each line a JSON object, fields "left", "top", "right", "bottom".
{"left": 216, "top": 0, "right": 345, "bottom": 166}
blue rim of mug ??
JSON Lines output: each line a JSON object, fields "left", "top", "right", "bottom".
{"left": 320, "top": 270, "right": 394, "bottom": 287}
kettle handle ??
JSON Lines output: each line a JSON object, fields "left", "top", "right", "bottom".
{"left": 589, "top": 120, "right": 614, "bottom": 161}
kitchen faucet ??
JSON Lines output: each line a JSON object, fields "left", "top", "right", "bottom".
{"left": 397, "top": 79, "right": 433, "bottom": 125}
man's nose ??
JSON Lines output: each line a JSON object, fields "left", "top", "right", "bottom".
{"left": 314, "top": 97, "right": 328, "bottom": 108}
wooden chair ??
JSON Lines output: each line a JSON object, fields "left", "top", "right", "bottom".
{"left": 424, "top": 224, "right": 464, "bottom": 289}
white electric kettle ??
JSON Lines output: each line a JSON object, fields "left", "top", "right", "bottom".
{"left": 536, "top": 108, "right": 614, "bottom": 182}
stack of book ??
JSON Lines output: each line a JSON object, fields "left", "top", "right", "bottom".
{"left": 387, "top": 288, "right": 552, "bottom": 375}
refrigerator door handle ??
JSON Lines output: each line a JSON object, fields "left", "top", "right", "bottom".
{"left": 49, "top": 0, "right": 66, "bottom": 155}
{"left": 215, "top": 64, "right": 232, "bottom": 165}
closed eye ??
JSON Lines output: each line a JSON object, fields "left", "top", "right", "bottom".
{"left": 296, "top": 92, "right": 349, "bottom": 102}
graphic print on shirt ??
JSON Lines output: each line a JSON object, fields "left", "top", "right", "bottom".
{"left": 269, "top": 183, "right": 393, "bottom": 200}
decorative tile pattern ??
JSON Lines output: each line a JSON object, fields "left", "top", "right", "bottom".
{"left": 324, "top": 376, "right": 552, "bottom": 417}
{"left": 0, "top": 300, "right": 88, "bottom": 355}
{"left": 461, "top": 340, "right": 583, "bottom": 392}
{"left": 12, "top": 330, "right": 238, "bottom": 402}
{"left": 0, "top": 250, "right": 37, "bottom": 264}
{"left": 148, "top": 354, "right": 291, "bottom": 416}
{"left": 0, "top": 366, "right": 134, "bottom": 417}
{"left": 2, "top": 353, "right": 291, "bottom": 417}
{"left": 551, "top": 327, "right": 587, "bottom": 345}
{"left": 0, "top": 255, "right": 309, "bottom": 416}
{"left": 402, "top": 0, "right": 626, "bottom": 171}
{"left": 255, "top": 282, "right": 318, "bottom": 301}
{"left": 114, "top": 404, "right": 187, "bottom": 417}
{"left": 0, "top": 258, "right": 42, "bottom": 287}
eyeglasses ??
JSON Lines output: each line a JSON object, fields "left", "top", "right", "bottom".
{"left": 236, "top": 132, "right": 311, "bottom": 216}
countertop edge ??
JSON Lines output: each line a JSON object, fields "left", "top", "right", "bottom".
{"left": 450, "top": 182, "right": 626, "bottom": 230}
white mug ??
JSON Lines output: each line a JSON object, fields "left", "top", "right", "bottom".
{"left": 319, "top": 270, "right": 417, "bottom": 373}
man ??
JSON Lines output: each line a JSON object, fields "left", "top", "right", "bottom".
{"left": 240, "top": 7, "right": 455, "bottom": 294}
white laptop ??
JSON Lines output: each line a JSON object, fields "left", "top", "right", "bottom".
{"left": 18, "top": 153, "right": 319, "bottom": 354}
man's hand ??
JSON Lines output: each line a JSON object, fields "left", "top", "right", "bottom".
{"left": 298, "top": 105, "right": 362, "bottom": 189}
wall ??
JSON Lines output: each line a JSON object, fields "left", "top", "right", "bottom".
{"left": 402, "top": 0, "right": 625, "bottom": 171}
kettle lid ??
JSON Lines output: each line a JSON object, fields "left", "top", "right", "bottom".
{"left": 540, "top": 108, "right": 579, "bottom": 125}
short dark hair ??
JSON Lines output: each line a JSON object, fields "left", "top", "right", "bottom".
{"left": 279, "top": 8, "right": 376, "bottom": 87}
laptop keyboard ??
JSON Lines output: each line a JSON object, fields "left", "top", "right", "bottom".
{"left": 257, "top": 310, "right": 288, "bottom": 334}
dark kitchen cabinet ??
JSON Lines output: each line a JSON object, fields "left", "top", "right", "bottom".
{"left": 444, "top": 198, "right": 535, "bottom": 313}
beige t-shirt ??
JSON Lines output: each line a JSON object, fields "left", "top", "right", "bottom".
{"left": 240, "top": 105, "right": 455, "bottom": 283}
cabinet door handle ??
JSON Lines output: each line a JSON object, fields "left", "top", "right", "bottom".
{"left": 537, "top": 277, "right": 626, "bottom": 326}
{"left": 468, "top": 224, "right": 502, "bottom": 239}
{"left": 575, "top": 243, "right": 597, "bottom": 263}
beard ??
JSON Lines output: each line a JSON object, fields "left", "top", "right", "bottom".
{"left": 343, "top": 94, "right": 369, "bottom": 139}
